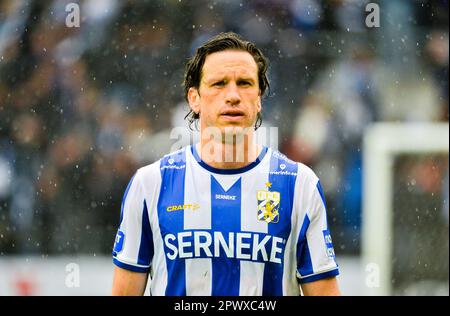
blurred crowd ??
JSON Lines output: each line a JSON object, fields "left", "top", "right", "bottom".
{"left": 0, "top": 0, "right": 448, "bottom": 256}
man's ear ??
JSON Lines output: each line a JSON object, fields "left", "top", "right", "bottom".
{"left": 188, "top": 87, "right": 201, "bottom": 114}
{"left": 257, "top": 94, "right": 262, "bottom": 113}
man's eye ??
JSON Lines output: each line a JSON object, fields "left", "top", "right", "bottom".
{"left": 213, "top": 81, "right": 225, "bottom": 86}
{"left": 238, "top": 81, "right": 251, "bottom": 86}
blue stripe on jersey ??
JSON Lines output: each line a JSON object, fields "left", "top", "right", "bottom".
{"left": 138, "top": 199, "right": 154, "bottom": 266}
{"left": 316, "top": 180, "right": 327, "bottom": 209}
{"left": 211, "top": 175, "right": 242, "bottom": 296}
{"left": 263, "top": 153, "right": 298, "bottom": 296}
{"left": 157, "top": 150, "right": 187, "bottom": 296}
{"left": 299, "top": 268, "right": 339, "bottom": 284}
{"left": 316, "top": 180, "right": 331, "bottom": 229}
{"left": 296, "top": 214, "right": 313, "bottom": 277}
{"left": 120, "top": 173, "right": 136, "bottom": 225}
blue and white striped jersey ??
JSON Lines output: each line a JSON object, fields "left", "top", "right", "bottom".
{"left": 112, "top": 145, "right": 339, "bottom": 296}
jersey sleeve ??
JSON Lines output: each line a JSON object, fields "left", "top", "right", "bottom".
{"left": 296, "top": 177, "right": 339, "bottom": 284}
{"left": 112, "top": 170, "right": 153, "bottom": 273}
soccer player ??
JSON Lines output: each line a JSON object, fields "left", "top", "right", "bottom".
{"left": 111, "top": 32, "right": 340, "bottom": 296}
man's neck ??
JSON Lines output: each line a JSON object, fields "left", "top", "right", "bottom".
{"left": 196, "top": 137, "right": 262, "bottom": 170}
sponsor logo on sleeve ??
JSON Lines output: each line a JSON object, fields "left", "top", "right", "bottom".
{"left": 114, "top": 230, "right": 125, "bottom": 253}
{"left": 323, "top": 230, "right": 336, "bottom": 258}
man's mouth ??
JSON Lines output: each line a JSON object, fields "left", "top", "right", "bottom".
{"left": 220, "top": 110, "right": 245, "bottom": 118}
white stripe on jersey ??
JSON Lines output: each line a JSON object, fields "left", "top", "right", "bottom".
{"left": 283, "top": 164, "right": 312, "bottom": 295}
{"left": 116, "top": 174, "right": 147, "bottom": 269}
{"left": 184, "top": 152, "right": 212, "bottom": 295}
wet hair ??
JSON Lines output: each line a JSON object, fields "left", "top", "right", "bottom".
{"left": 183, "top": 32, "right": 270, "bottom": 130}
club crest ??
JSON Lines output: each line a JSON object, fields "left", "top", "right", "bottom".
{"left": 257, "top": 182, "right": 280, "bottom": 224}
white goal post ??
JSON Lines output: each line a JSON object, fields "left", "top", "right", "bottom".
{"left": 362, "top": 122, "right": 449, "bottom": 296}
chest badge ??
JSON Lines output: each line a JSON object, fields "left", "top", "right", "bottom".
{"left": 257, "top": 182, "right": 280, "bottom": 224}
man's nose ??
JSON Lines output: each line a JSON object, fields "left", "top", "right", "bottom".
{"left": 224, "top": 82, "right": 241, "bottom": 105}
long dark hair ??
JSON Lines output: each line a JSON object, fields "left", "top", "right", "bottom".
{"left": 183, "top": 32, "right": 270, "bottom": 130}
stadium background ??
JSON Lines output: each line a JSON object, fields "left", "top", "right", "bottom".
{"left": 0, "top": 0, "right": 448, "bottom": 295}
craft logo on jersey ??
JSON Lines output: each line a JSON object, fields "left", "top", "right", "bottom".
{"left": 257, "top": 182, "right": 280, "bottom": 223}
{"left": 167, "top": 203, "right": 200, "bottom": 212}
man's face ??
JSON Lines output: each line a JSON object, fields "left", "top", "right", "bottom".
{"left": 188, "top": 50, "right": 262, "bottom": 134}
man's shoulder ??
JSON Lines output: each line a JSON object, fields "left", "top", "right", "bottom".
{"left": 269, "top": 147, "right": 319, "bottom": 183}
{"left": 137, "top": 146, "right": 189, "bottom": 178}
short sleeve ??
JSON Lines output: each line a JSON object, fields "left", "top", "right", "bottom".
{"left": 296, "top": 179, "right": 339, "bottom": 284}
{"left": 112, "top": 171, "right": 153, "bottom": 273}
